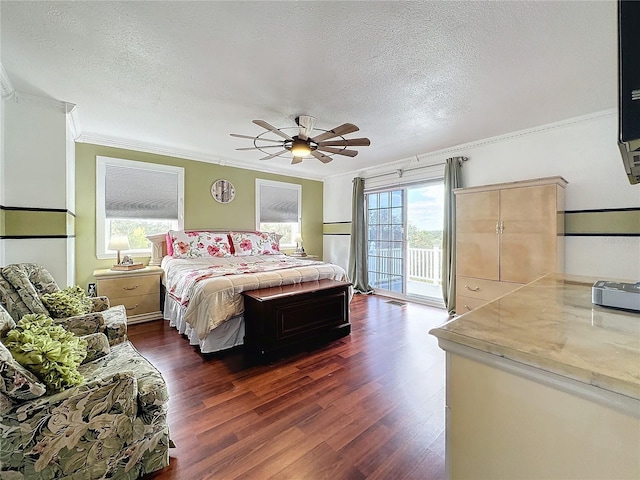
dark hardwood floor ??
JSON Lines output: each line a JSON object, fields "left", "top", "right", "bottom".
{"left": 128, "top": 294, "right": 449, "bottom": 480}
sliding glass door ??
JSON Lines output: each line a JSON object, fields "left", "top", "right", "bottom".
{"left": 366, "top": 181, "right": 444, "bottom": 304}
{"left": 367, "top": 190, "right": 404, "bottom": 293}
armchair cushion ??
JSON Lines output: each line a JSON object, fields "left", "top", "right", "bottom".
{"left": 0, "top": 264, "right": 51, "bottom": 316}
{"left": 0, "top": 274, "right": 33, "bottom": 321}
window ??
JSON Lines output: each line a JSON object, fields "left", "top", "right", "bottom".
{"left": 96, "top": 156, "right": 184, "bottom": 259}
{"left": 255, "top": 179, "right": 301, "bottom": 247}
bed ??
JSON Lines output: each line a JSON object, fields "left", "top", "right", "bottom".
{"left": 147, "top": 231, "right": 351, "bottom": 353}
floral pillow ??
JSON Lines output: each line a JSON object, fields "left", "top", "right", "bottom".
{"left": 168, "top": 230, "right": 232, "bottom": 258}
{"left": 41, "top": 286, "right": 93, "bottom": 319}
{"left": 230, "top": 231, "right": 281, "bottom": 256}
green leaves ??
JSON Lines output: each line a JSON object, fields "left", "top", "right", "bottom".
{"left": 4, "top": 314, "right": 87, "bottom": 392}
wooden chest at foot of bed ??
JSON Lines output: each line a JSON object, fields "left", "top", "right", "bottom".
{"left": 242, "top": 279, "right": 352, "bottom": 356}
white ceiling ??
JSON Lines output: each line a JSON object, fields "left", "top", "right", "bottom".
{"left": 1, "top": 1, "right": 617, "bottom": 181}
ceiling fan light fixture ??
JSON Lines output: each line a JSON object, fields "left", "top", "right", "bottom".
{"left": 231, "top": 116, "right": 370, "bottom": 165}
{"left": 290, "top": 140, "right": 312, "bottom": 157}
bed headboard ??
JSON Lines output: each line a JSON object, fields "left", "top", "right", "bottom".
{"left": 146, "top": 230, "right": 268, "bottom": 266}
{"left": 146, "top": 233, "right": 169, "bottom": 266}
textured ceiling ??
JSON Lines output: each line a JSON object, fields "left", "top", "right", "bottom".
{"left": 1, "top": 1, "right": 617, "bottom": 180}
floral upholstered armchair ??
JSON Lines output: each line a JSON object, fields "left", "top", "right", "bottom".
{"left": 0, "top": 301, "right": 171, "bottom": 478}
{"left": 0, "top": 263, "right": 127, "bottom": 346}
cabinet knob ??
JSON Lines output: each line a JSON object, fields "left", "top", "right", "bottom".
{"left": 464, "top": 284, "right": 480, "bottom": 292}
{"left": 123, "top": 285, "right": 139, "bottom": 291}
{"left": 464, "top": 304, "right": 472, "bottom": 311}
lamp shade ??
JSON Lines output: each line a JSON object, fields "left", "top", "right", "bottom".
{"left": 108, "top": 235, "right": 130, "bottom": 251}
{"left": 290, "top": 140, "right": 311, "bottom": 157}
{"left": 293, "top": 233, "right": 303, "bottom": 243}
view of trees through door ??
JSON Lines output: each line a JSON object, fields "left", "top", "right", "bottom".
{"left": 366, "top": 181, "right": 444, "bottom": 303}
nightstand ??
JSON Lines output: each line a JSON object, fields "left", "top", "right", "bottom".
{"left": 93, "top": 266, "right": 163, "bottom": 324}
{"left": 288, "top": 254, "right": 319, "bottom": 259}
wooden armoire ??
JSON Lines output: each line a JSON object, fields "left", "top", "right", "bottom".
{"left": 454, "top": 176, "right": 567, "bottom": 313}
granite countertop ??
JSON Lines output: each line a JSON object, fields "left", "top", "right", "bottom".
{"left": 429, "top": 273, "right": 640, "bottom": 400}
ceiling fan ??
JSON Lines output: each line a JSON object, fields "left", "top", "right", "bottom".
{"left": 230, "top": 115, "right": 371, "bottom": 164}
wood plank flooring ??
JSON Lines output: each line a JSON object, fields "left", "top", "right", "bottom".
{"left": 128, "top": 294, "right": 449, "bottom": 480}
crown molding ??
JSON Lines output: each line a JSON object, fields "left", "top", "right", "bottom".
{"left": 75, "top": 133, "right": 326, "bottom": 182}
{"left": 326, "top": 109, "right": 618, "bottom": 181}
{"left": 0, "top": 63, "right": 14, "bottom": 98}
{"left": 66, "top": 104, "right": 81, "bottom": 140}
{"left": 11, "top": 91, "right": 76, "bottom": 114}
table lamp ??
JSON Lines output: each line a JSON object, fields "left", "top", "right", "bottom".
{"left": 293, "top": 233, "right": 306, "bottom": 255}
{"left": 108, "top": 235, "right": 130, "bottom": 266}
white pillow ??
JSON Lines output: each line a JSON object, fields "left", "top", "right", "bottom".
{"left": 230, "top": 231, "right": 281, "bottom": 256}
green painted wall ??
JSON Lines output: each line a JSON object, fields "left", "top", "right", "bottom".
{"left": 75, "top": 143, "right": 323, "bottom": 289}
{"left": 565, "top": 210, "right": 640, "bottom": 235}
{"left": 4, "top": 209, "right": 71, "bottom": 236}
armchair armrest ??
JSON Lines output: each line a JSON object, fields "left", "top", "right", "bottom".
{"left": 91, "top": 296, "right": 110, "bottom": 312}
{"left": 80, "top": 332, "right": 111, "bottom": 364}
{"left": 51, "top": 307, "right": 127, "bottom": 346}
{"left": 52, "top": 311, "right": 106, "bottom": 337}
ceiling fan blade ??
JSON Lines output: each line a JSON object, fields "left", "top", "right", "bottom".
{"left": 311, "top": 150, "right": 333, "bottom": 164}
{"left": 236, "top": 145, "right": 283, "bottom": 151}
{"left": 317, "top": 137, "right": 371, "bottom": 147}
{"left": 311, "top": 123, "right": 359, "bottom": 143}
{"left": 291, "top": 156, "right": 304, "bottom": 165}
{"left": 253, "top": 120, "right": 293, "bottom": 141}
{"left": 230, "top": 133, "right": 283, "bottom": 143}
{"left": 260, "top": 150, "right": 288, "bottom": 161}
{"left": 316, "top": 146, "right": 358, "bottom": 157}
{"left": 296, "top": 115, "right": 316, "bottom": 141}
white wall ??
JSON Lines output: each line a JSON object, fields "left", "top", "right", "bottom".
{"left": 0, "top": 89, "right": 5, "bottom": 267}
{"left": 4, "top": 95, "right": 67, "bottom": 209}
{"left": 2, "top": 94, "right": 76, "bottom": 285}
{"left": 324, "top": 111, "right": 640, "bottom": 280}
{"left": 322, "top": 173, "right": 354, "bottom": 269}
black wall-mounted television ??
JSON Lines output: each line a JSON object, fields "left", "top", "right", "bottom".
{"left": 618, "top": 0, "right": 640, "bottom": 184}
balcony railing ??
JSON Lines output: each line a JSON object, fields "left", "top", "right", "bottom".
{"left": 368, "top": 246, "right": 442, "bottom": 284}
{"left": 408, "top": 246, "right": 442, "bottom": 284}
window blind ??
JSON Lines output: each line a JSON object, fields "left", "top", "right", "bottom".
{"left": 105, "top": 164, "right": 179, "bottom": 220}
{"left": 259, "top": 184, "right": 299, "bottom": 223}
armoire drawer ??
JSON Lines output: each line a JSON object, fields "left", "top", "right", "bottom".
{"left": 457, "top": 276, "right": 522, "bottom": 301}
{"left": 456, "top": 295, "right": 488, "bottom": 313}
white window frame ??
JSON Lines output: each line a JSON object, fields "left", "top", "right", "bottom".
{"left": 255, "top": 179, "right": 301, "bottom": 248}
{"left": 96, "top": 156, "right": 184, "bottom": 260}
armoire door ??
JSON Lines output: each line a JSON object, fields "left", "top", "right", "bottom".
{"left": 456, "top": 190, "right": 500, "bottom": 281}
{"left": 499, "top": 185, "right": 557, "bottom": 284}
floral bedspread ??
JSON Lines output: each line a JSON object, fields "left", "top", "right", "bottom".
{"left": 161, "top": 254, "right": 349, "bottom": 340}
